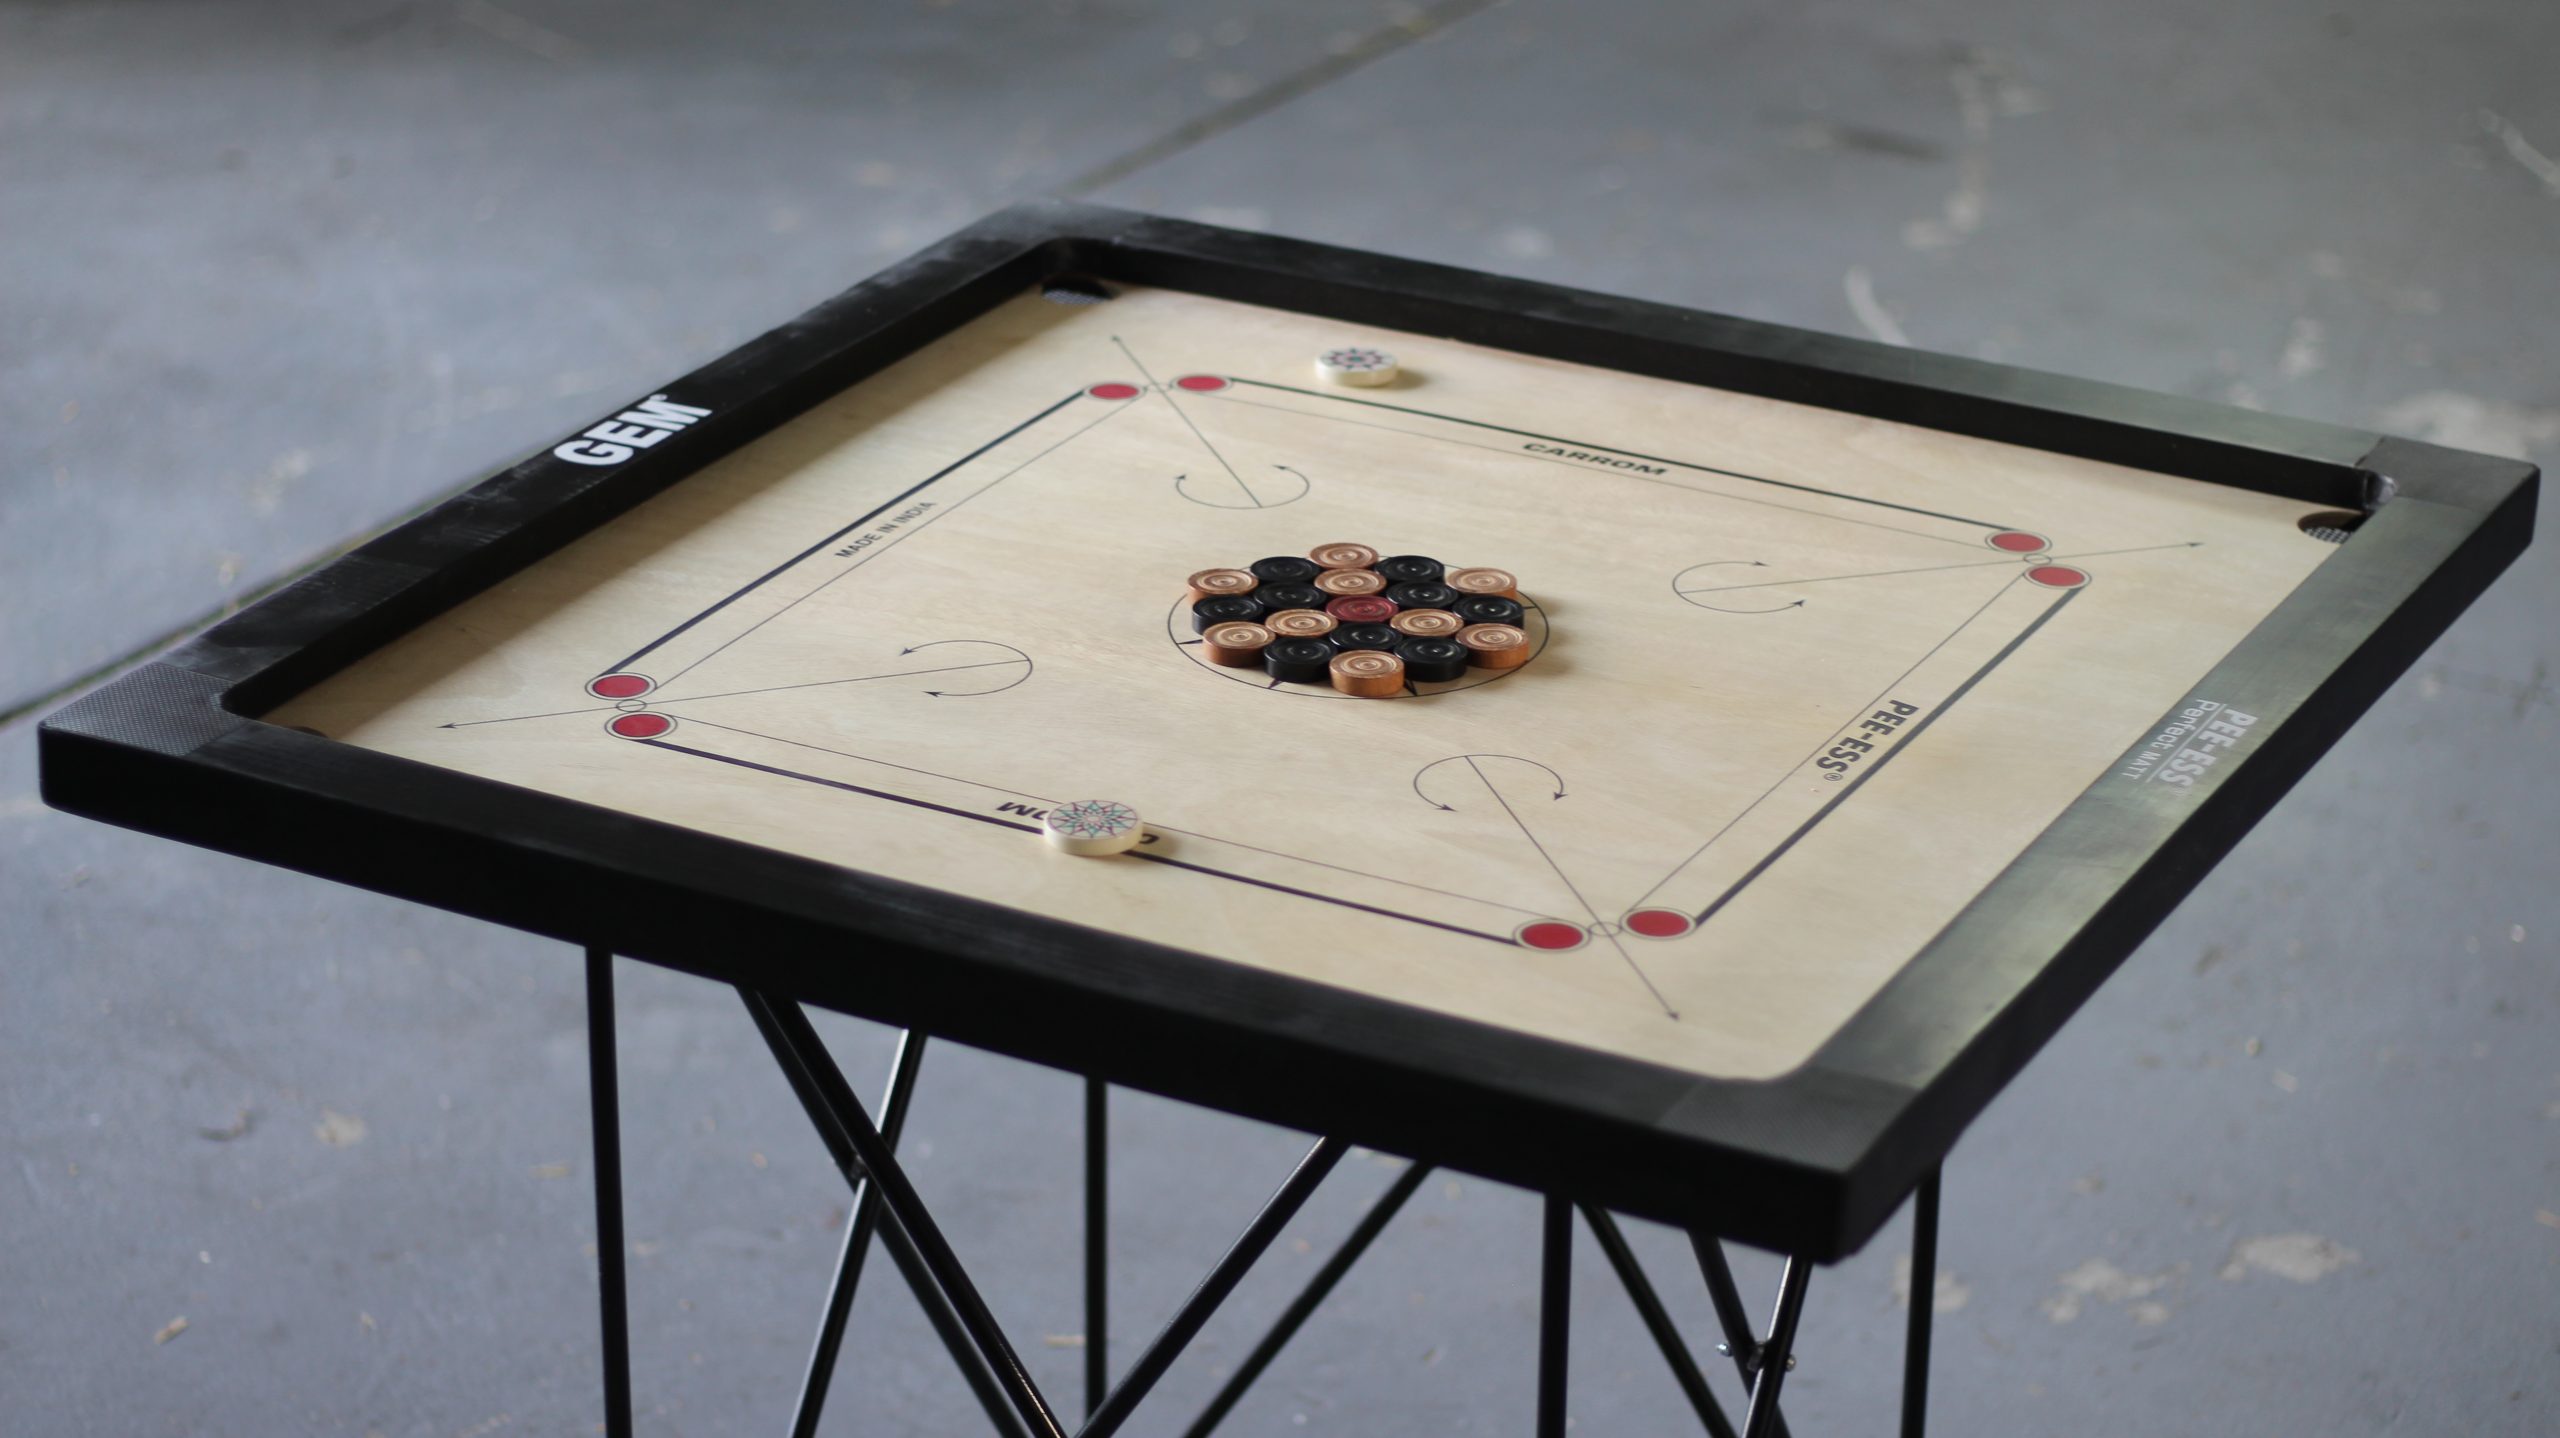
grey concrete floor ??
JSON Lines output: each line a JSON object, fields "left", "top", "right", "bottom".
{"left": 4, "top": 2, "right": 2554, "bottom": 1435}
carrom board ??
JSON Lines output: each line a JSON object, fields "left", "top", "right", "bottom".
{"left": 272, "top": 291, "right": 2328, "bottom": 1077}
{"left": 41, "top": 204, "right": 2535, "bottom": 1258}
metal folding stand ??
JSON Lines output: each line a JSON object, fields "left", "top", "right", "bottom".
{"left": 787, "top": 1025, "right": 930, "bottom": 1438}
{"left": 576, "top": 953, "right": 1944, "bottom": 1437}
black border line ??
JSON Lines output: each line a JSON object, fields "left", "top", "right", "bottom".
{"left": 643, "top": 738, "right": 1040, "bottom": 830}
{"left": 1129, "top": 851, "right": 1517, "bottom": 945}
{"left": 1675, "top": 541, "right": 2199, "bottom": 596}
{"left": 643, "top": 736, "right": 1519, "bottom": 946}
{"left": 605, "top": 389, "right": 1087, "bottom": 675}
{"left": 1630, "top": 572, "right": 2028, "bottom": 908}
{"left": 598, "top": 351, "right": 2105, "bottom": 988}
{"left": 664, "top": 713, "right": 1057, "bottom": 804}
{"left": 1226, "top": 377, "right": 2014, "bottom": 530}
{"left": 1688, "top": 583, "right": 2082, "bottom": 924}
{"left": 667, "top": 711, "right": 1547, "bottom": 924}
{"left": 652, "top": 390, "right": 1138, "bottom": 691}
{"left": 672, "top": 712, "right": 1558, "bottom": 922}
{"left": 600, "top": 356, "right": 1566, "bottom": 935}
{"left": 1206, "top": 388, "right": 1992, "bottom": 550}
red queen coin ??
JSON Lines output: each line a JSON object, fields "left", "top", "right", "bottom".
{"left": 1324, "top": 595, "right": 1399, "bottom": 625}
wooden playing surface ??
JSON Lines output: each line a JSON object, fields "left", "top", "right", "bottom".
{"left": 269, "top": 286, "right": 2342, "bottom": 1080}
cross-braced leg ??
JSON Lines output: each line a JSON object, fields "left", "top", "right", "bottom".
{"left": 1689, "top": 1234, "right": 1794, "bottom": 1438}
{"left": 743, "top": 988, "right": 1346, "bottom": 1438}
{"left": 1582, "top": 1206, "right": 1737, "bottom": 1438}
{"left": 739, "top": 989, "right": 1058, "bottom": 1438}
{"left": 1738, "top": 1259, "right": 1810, "bottom": 1438}
{"left": 1081, "top": 1138, "right": 1346, "bottom": 1438}
{"left": 1182, "top": 1161, "right": 1434, "bottom": 1438}
{"left": 874, "top": 1196, "right": 1035, "bottom": 1437}
{"left": 786, "top": 1028, "right": 929, "bottom": 1438}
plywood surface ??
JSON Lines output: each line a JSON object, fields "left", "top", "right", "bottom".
{"left": 270, "top": 287, "right": 2339, "bottom": 1080}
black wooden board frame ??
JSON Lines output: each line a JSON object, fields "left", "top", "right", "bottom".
{"left": 39, "top": 202, "right": 2537, "bottom": 1261}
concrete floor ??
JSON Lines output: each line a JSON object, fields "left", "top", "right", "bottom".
{"left": 4, "top": 2, "right": 2554, "bottom": 1434}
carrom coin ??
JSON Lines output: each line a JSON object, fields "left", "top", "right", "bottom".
{"left": 1265, "top": 608, "right": 1340, "bottom": 640}
{"left": 1374, "top": 554, "right": 1444, "bottom": 585}
{"left": 1329, "top": 649, "right": 1406, "bottom": 698}
{"left": 1186, "top": 567, "right": 1258, "bottom": 602}
{"left": 1457, "top": 622, "right": 1531, "bottom": 669}
{"left": 1389, "top": 608, "right": 1465, "bottom": 638}
{"left": 1383, "top": 580, "right": 1459, "bottom": 611}
{"left": 1248, "top": 555, "right": 1324, "bottom": 586}
{"left": 1315, "top": 347, "right": 1399, "bottom": 387}
{"left": 1191, "top": 593, "right": 1266, "bottom": 633}
{"left": 1254, "top": 581, "right": 1328, "bottom": 613}
{"left": 1043, "top": 799, "right": 1145, "bottom": 856}
{"left": 1324, "top": 595, "right": 1399, "bottom": 625}
{"left": 1314, "top": 567, "right": 1388, "bottom": 597}
{"left": 1201, "top": 622, "right": 1273, "bottom": 667}
{"left": 1450, "top": 594, "right": 1526, "bottom": 628}
{"left": 1262, "top": 636, "right": 1336, "bottom": 684}
{"left": 1395, "top": 636, "right": 1469, "bottom": 683}
{"left": 1307, "top": 541, "right": 1381, "bottom": 570}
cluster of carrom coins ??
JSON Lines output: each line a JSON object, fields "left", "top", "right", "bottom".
{"left": 1187, "top": 543, "right": 1533, "bottom": 697}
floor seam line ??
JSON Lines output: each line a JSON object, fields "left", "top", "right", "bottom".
{"left": 1050, "top": 0, "right": 1508, "bottom": 199}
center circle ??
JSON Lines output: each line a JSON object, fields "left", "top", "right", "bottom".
{"left": 1170, "top": 590, "right": 1551, "bottom": 700}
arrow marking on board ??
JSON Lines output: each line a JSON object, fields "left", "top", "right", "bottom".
{"left": 1413, "top": 753, "right": 1567, "bottom": 810}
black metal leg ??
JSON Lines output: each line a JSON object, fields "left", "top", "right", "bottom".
{"left": 743, "top": 1006, "right": 1017, "bottom": 1438}
{"left": 862, "top": 1190, "right": 1037, "bottom": 1438}
{"left": 1738, "top": 1259, "right": 1809, "bottom": 1438}
{"left": 1582, "top": 1207, "right": 1737, "bottom": 1438}
{"left": 720, "top": 986, "right": 1889, "bottom": 1438}
{"left": 789, "top": 1029, "right": 930, "bottom": 1438}
{"left": 1084, "top": 1075, "right": 1108, "bottom": 1421}
{"left": 1901, "top": 1168, "right": 1941, "bottom": 1438}
{"left": 1181, "top": 1161, "right": 1434, "bottom": 1438}
{"left": 793, "top": 1219, "right": 871, "bottom": 1434}
{"left": 1689, "top": 1234, "right": 1792, "bottom": 1438}
{"left": 584, "top": 947, "right": 635, "bottom": 1438}
{"left": 739, "top": 988, "right": 1067, "bottom": 1438}
{"left": 1081, "top": 1138, "right": 1347, "bottom": 1438}
{"left": 725, "top": 988, "right": 1422, "bottom": 1438}
{"left": 1537, "top": 1194, "right": 1571, "bottom": 1438}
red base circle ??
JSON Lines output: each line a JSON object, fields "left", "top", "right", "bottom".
{"left": 1988, "top": 530, "right": 2048, "bottom": 554}
{"left": 2026, "top": 564, "right": 2090, "bottom": 589}
{"left": 1516, "top": 921, "right": 1588, "bottom": 951}
{"left": 588, "top": 673, "right": 653, "bottom": 699}
{"left": 1624, "top": 908, "right": 1696, "bottom": 939}
{"left": 607, "top": 712, "right": 673, "bottom": 740}
{"left": 1087, "top": 381, "right": 1140, "bottom": 400}
{"left": 1175, "top": 374, "right": 1229, "bottom": 392}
